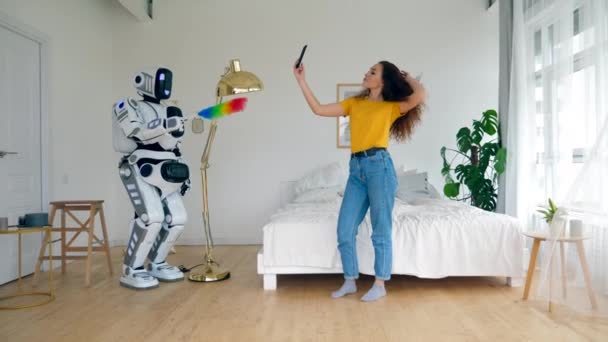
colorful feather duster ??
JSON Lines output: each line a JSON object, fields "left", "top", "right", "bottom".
{"left": 197, "top": 97, "right": 248, "bottom": 120}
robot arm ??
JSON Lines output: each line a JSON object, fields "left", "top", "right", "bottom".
{"left": 113, "top": 98, "right": 184, "bottom": 144}
{"left": 135, "top": 116, "right": 184, "bottom": 143}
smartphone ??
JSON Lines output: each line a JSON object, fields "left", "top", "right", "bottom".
{"left": 295, "top": 45, "right": 307, "bottom": 68}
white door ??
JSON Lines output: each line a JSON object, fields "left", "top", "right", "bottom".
{"left": 0, "top": 23, "right": 43, "bottom": 285}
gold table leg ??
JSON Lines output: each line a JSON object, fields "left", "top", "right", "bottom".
{"left": 0, "top": 227, "right": 55, "bottom": 310}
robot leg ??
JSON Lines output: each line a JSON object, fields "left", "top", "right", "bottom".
{"left": 118, "top": 160, "right": 166, "bottom": 289}
{"left": 147, "top": 192, "right": 187, "bottom": 281}
{"left": 121, "top": 218, "right": 162, "bottom": 289}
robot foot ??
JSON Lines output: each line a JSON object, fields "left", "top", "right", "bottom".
{"left": 120, "top": 266, "right": 159, "bottom": 290}
{"left": 147, "top": 261, "right": 184, "bottom": 282}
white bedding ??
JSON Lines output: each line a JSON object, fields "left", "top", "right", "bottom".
{"left": 262, "top": 188, "right": 524, "bottom": 279}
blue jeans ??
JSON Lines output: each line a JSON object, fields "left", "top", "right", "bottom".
{"left": 337, "top": 150, "right": 398, "bottom": 281}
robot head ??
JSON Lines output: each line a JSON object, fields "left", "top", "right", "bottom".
{"left": 133, "top": 68, "right": 173, "bottom": 100}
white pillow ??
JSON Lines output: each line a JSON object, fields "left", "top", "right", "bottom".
{"left": 293, "top": 162, "right": 346, "bottom": 196}
{"left": 427, "top": 183, "right": 442, "bottom": 199}
{"left": 293, "top": 187, "right": 342, "bottom": 203}
{"left": 397, "top": 172, "right": 428, "bottom": 192}
{"left": 396, "top": 172, "right": 435, "bottom": 203}
{"left": 395, "top": 164, "right": 418, "bottom": 176}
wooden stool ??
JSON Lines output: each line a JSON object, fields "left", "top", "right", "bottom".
{"left": 522, "top": 231, "right": 598, "bottom": 311}
{"left": 34, "top": 200, "right": 113, "bottom": 287}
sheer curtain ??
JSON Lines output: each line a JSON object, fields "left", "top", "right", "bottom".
{"left": 507, "top": 0, "right": 608, "bottom": 316}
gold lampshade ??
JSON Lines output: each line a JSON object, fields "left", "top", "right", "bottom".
{"left": 216, "top": 59, "right": 263, "bottom": 97}
{"left": 188, "top": 59, "right": 263, "bottom": 283}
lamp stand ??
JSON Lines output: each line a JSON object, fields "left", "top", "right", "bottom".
{"left": 187, "top": 58, "right": 262, "bottom": 282}
{"left": 188, "top": 96, "right": 230, "bottom": 282}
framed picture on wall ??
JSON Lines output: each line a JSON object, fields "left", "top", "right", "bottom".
{"left": 336, "top": 83, "right": 362, "bottom": 149}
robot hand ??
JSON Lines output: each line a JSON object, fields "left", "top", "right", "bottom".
{"left": 164, "top": 117, "right": 185, "bottom": 133}
{"left": 180, "top": 179, "right": 191, "bottom": 196}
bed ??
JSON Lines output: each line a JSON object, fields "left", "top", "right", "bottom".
{"left": 257, "top": 163, "right": 525, "bottom": 290}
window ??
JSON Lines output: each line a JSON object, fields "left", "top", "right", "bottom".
{"left": 524, "top": 1, "right": 605, "bottom": 203}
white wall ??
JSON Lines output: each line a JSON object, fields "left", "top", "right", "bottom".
{"left": 110, "top": 0, "right": 498, "bottom": 245}
{"left": 0, "top": 0, "right": 117, "bottom": 240}
{"left": 1, "top": 0, "right": 498, "bottom": 246}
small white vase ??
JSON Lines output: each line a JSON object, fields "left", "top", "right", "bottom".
{"left": 569, "top": 219, "right": 583, "bottom": 237}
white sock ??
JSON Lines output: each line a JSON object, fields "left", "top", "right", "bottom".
{"left": 331, "top": 279, "right": 357, "bottom": 298}
{"left": 361, "top": 283, "right": 386, "bottom": 302}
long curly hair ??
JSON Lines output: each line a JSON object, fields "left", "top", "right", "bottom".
{"left": 355, "top": 60, "right": 424, "bottom": 142}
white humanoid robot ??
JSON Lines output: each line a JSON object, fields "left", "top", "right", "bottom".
{"left": 112, "top": 67, "right": 190, "bottom": 290}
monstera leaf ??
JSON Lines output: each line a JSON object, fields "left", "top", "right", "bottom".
{"left": 456, "top": 128, "right": 473, "bottom": 153}
{"left": 494, "top": 148, "right": 507, "bottom": 173}
{"left": 473, "top": 179, "right": 498, "bottom": 211}
{"left": 481, "top": 109, "right": 498, "bottom": 135}
{"left": 443, "top": 182, "right": 460, "bottom": 198}
{"left": 472, "top": 121, "right": 484, "bottom": 145}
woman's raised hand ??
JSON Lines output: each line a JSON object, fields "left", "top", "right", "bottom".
{"left": 293, "top": 62, "right": 306, "bottom": 82}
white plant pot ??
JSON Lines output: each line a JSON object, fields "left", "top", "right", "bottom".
{"left": 548, "top": 218, "right": 566, "bottom": 238}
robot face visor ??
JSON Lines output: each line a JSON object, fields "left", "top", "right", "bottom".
{"left": 161, "top": 161, "right": 189, "bottom": 183}
{"left": 155, "top": 68, "right": 173, "bottom": 100}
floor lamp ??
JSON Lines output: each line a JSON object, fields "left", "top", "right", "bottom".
{"left": 188, "top": 59, "right": 263, "bottom": 282}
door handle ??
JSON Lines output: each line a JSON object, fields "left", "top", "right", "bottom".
{"left": 0, "top": 151, "right": 18, "bottom": 158}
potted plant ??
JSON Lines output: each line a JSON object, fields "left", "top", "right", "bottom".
{"left": 537, "top": 198, "right": 558, "bottom": 224}
{"left": 440, "top": 109, "right": 507, "bottom": 212}
{"left": 537, "top": 198, "right": 564, "bottom": 237}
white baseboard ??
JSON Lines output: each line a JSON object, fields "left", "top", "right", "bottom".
{"left": 179, "top": 237, "right": 261, "bottom": 245}
{"left": 109, "top": 239, "right": 125, "bottom": 248}
{"left": 108, "top": 237, "right": 261, "bottom": 247}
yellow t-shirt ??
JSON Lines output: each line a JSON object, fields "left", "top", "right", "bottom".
{"left": 339, "top": 97, "right": 402, "bottom": 153}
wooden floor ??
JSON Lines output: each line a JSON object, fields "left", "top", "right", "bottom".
{"left": 0, "top": 245, "right": 607, "bottom": 342}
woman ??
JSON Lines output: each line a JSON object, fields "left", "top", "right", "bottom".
{"left": 293, "top": 60, "right": 425, "bottom": 301}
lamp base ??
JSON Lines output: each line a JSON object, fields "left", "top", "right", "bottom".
{"left": 188, "top": 262, "right": 230, "bottom": 282}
